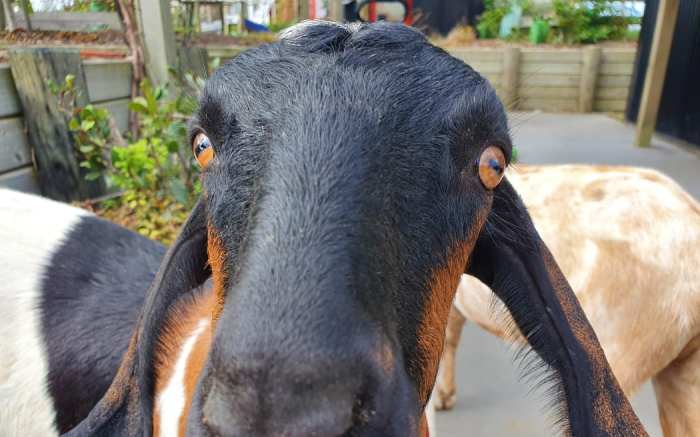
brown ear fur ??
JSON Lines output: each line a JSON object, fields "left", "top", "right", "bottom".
{"left": 63, "top": 200, "right": 211, "bottom": 437}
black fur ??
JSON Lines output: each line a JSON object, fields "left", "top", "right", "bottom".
{"left": 40, "top": 215, "right": 164, "bottom": 432}
{"left": 64, "top": 21, "right": 644, "bottom": 437}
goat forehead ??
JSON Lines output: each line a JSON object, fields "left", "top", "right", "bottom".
{"left": 199, "top": 26, "right": 497, "bottom": 140}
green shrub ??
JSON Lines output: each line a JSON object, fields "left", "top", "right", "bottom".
{"left": 476, "top": 0, "right": 509, "bottom": 39}
{"left": 553, "top": 0, "right": 631, "bottom": 44}
{"left": 53, "top": 75, "right": 202, "bottom": 243}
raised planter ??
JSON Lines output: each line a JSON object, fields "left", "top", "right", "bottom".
{"left": 203, "top": 44, "right": 636, "bottom": 115}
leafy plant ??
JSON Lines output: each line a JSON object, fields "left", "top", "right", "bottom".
{"left": 553, "top": 0, "right": 631, "bottom": 44}
{"left": 52, "top": 75, "right": 202, "bottom": 243}
{"left": 476, "top": 0, "right": 509, "bottom": 39}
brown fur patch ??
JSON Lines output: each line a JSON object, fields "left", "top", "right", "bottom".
{"left": 415, "top": 210, "right": 487, "bottom": 404}
{"left": 207, "top": 227, "right": 228, "bottom": 321}
{"left": 153, "top": 287, "right": 216, "bottom": 436}
{"left": 418, "top": 412, "right": 430, "bottom": 437}
{"left": 540, "top": 244, "right": 646, "bottom": 435}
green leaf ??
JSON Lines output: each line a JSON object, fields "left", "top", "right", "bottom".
{"left": 129, "top": 97, "right": 150, "bottom": 114}
{"left": 65, "top": 74, "right": 75, "bottom": 89}
{"left": 79, "top": 161, "right": 92, "bottom": 168}
{"left": 79, "top": 145, "right": 95, "bottom": 153}
{"left": 85, "top": 172, "right": 101, "bottom": 181}
{"left": 68, "top": 118, "right": 80, "bottom": 131}
{"left": 81, "top": 120, "right": 96, "bottom": 131}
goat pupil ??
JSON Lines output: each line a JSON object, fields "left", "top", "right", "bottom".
{"left": 489, "top": 158, "right": 503, "bottom": 174}
{"left": 195, "top": 139, "right": 210, "bottom": 156}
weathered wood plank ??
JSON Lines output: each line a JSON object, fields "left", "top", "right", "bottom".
{"left": 596, "top": 88, "right": 630, "bottom": 100}
{"left": 594, "top": 99, "right": 627, "bottom": 112}
{"left": 521, "top": 62, "right": 582, "bottom": 75}
{"left": 482, "top": 75, "right": 501, "bottom": 87}
{"left": 84, "top": 60, "right": 132, "bottom": 103}
{"left": 521, "top": 50, "right": 582, "bottom": 63}
{"left": 579, "top": 46, "right": 602, "bottom": 112}
{"left": 599, "top": 62, "right": 635, "bottom": 75}
{"left": 520, "top": 87, "right": 579, "bottom": 99}
{"left": 0, "top": 65, "right": 22, "bottom": 117}
{"left": 9, "top": 48, "right": 105, "bottom": 200}
{"left": 0, "top": 166, "right": 39, "bottom": 193}
{"left": 519, "top": 74, "right": 580, "bottom": 87}
{"left": 466, "top": 61, "right": 503, "bottom": 74}
{"left": 501, "top": 47, "right": 520, "bottom": 109}
{"left": 448, "top": 49, "right": 504, "bottom": 62}
{"left": 598, "top": 75, "right": 633, "bottom": 87}
{"left": 177, "top": 46, "right": 209, "bottom": 80}
{"left": 0, "top": 116, "right": 32, "bottom": 173}
{"left": 14, "top": 11, "right": 122, "bottom": 31}
{"left": 519, "top": 97, "right": 578, "bottom": 112}
{"left": 601, "top": 49, "right": 637, "bottom": 64}
{"left": 94, "top": 98, "right": 130, "bottom": 133}
{"left": 206, "top": 46, "right": 246, "bottom": 60}
{"left": 635, "top": 0, "right": 679, "bottom": 146}
{"left": 137, "top": 0, "right": 176, "bottom": 85}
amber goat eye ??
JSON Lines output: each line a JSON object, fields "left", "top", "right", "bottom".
{"left": 477, "top": 146, "right": 506, "bottom": 190}
{"left": 193, "top": 133, "right": 214, "bottom": 167}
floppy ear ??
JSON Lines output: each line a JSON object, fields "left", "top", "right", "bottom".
{"left": 63, "top": 200, "right": 210, "bottom": 437}
{"left": 466, "top": 179, "right": 647, "bottom": 437}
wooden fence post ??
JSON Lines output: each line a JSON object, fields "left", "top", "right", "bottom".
{"left": 299, "top": 0, "right": 309, "bottom": 20}
{"left": 137, "top": 0, "right": 177, "bottom": 86}
{"left": 502, "top": 47, "right": 520, "bottom": 110}
{"left": 635, "top": 0, "right": 680, "bottom": 147}
{"left": 177, "top": 46, "right": 209, "bottom": 80}
{"left": 9, "top": 48, "right": 105, "bottom": 201}
{"left": 327, "top": 0, "right": 343, "bottom": 21}
{"left": 1, "top": 0, "right": 14, "bottom": 31}
{"left": 579, "top": 46, "right": 602, "bottom": 113}
{"left": 0, "top": 1, "right": 5, "bottom": 31}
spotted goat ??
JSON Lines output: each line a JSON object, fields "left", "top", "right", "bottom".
{"left": 435, "top": 165, "right": 700, "bottom": 437}
{"left": 0, "top": 22, "right": 646, "bottom": 437}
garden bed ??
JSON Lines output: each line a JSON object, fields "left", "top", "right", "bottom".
{"left": 0, "top": 29, "right": 128, "bottom": 62}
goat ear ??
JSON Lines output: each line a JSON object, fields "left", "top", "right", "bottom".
{"left": 465, "top": 179, "right": 646, "bottom": 435}
{"left": 63, "top": 200, "right": 211, "bottom": 436}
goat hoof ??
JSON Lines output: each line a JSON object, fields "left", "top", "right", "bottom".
{"left": 434, "top": 389, "right": 457, "bottom": 411}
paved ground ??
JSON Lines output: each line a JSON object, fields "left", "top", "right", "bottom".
{"left": 436, "top": 112, "right": 700, "bottom": 437}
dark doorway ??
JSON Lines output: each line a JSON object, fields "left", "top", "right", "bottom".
{"left": 413, "top": 0, "right": 484, "bottom": 35}
{"left": 626, "top": 0, "right": 700, "bottom": 146}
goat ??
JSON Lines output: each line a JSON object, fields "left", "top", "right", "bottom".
{"left": 434, "top": 165, "right": 700, "bottom": 437}
{"left": 0, "top": 22, "right": 645, "bottom": 437}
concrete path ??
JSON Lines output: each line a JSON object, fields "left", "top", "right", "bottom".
{"left": 436, "top": 112, "right": 700, "bottom": 437}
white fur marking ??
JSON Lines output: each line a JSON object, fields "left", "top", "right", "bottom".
{"left": 157, "top": 318, "right": 209, "bottom": 437}
{"left": 0, "top": 189, "right": 88, "bottom": 436}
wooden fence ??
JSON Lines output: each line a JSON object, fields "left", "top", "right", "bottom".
{"left": 0, "top": 59, "right": 131, "bottom": 194}
{"left": 0, "top": 44, "right": 636, "bottom": 195}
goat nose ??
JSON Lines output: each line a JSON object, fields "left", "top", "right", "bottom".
{"left": 202, "top": 361, "right": 365, "bottom": 437}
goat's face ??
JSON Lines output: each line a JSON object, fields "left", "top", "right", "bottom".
{"left": 184, "top": 22, "right": 508, "bottom": 436}
{"left": 74, "top": 21, "right": 645, "bottom": 437}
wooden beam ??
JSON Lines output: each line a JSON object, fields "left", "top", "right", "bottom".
{"left": 176, "top": 46, "right": 209, "bottom": 80}
{"left": 579, "top": 46, "right": 602, "bottom": 112}
{"left": 1, "top": 0, "right": 14, "bottom": 31}
{"left": 298, "top": 0, "right": 309, "bottom": 20}
{"left": 327, "top": 0, "right": 342, "bottom": 22}
{"left": 136, "top": 0, "right": 177, "bottom": 85}
{"left": 501, "top": 47, "right": 520, "bottom": 110}
{"left": 9, "top": 48, "right": 106, "bottom": 201}
{"left": 0, "top": 0, "right": 5, "bottom": 31}
{"left": 635, "top": 0, "right": 680, "bottom": 147}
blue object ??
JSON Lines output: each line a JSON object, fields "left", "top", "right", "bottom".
{"left": 244, "top": 19, "right": 270, "bottom": 32}
{"left": 499, "top": 2, "right": 522, "bottom": 39}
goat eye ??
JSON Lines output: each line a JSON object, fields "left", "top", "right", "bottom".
{"left": 477, "top": 146, "right": 506, "bottom": 190}
{"left": 193, "top": 133, "right": 214, "bottom": 167}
